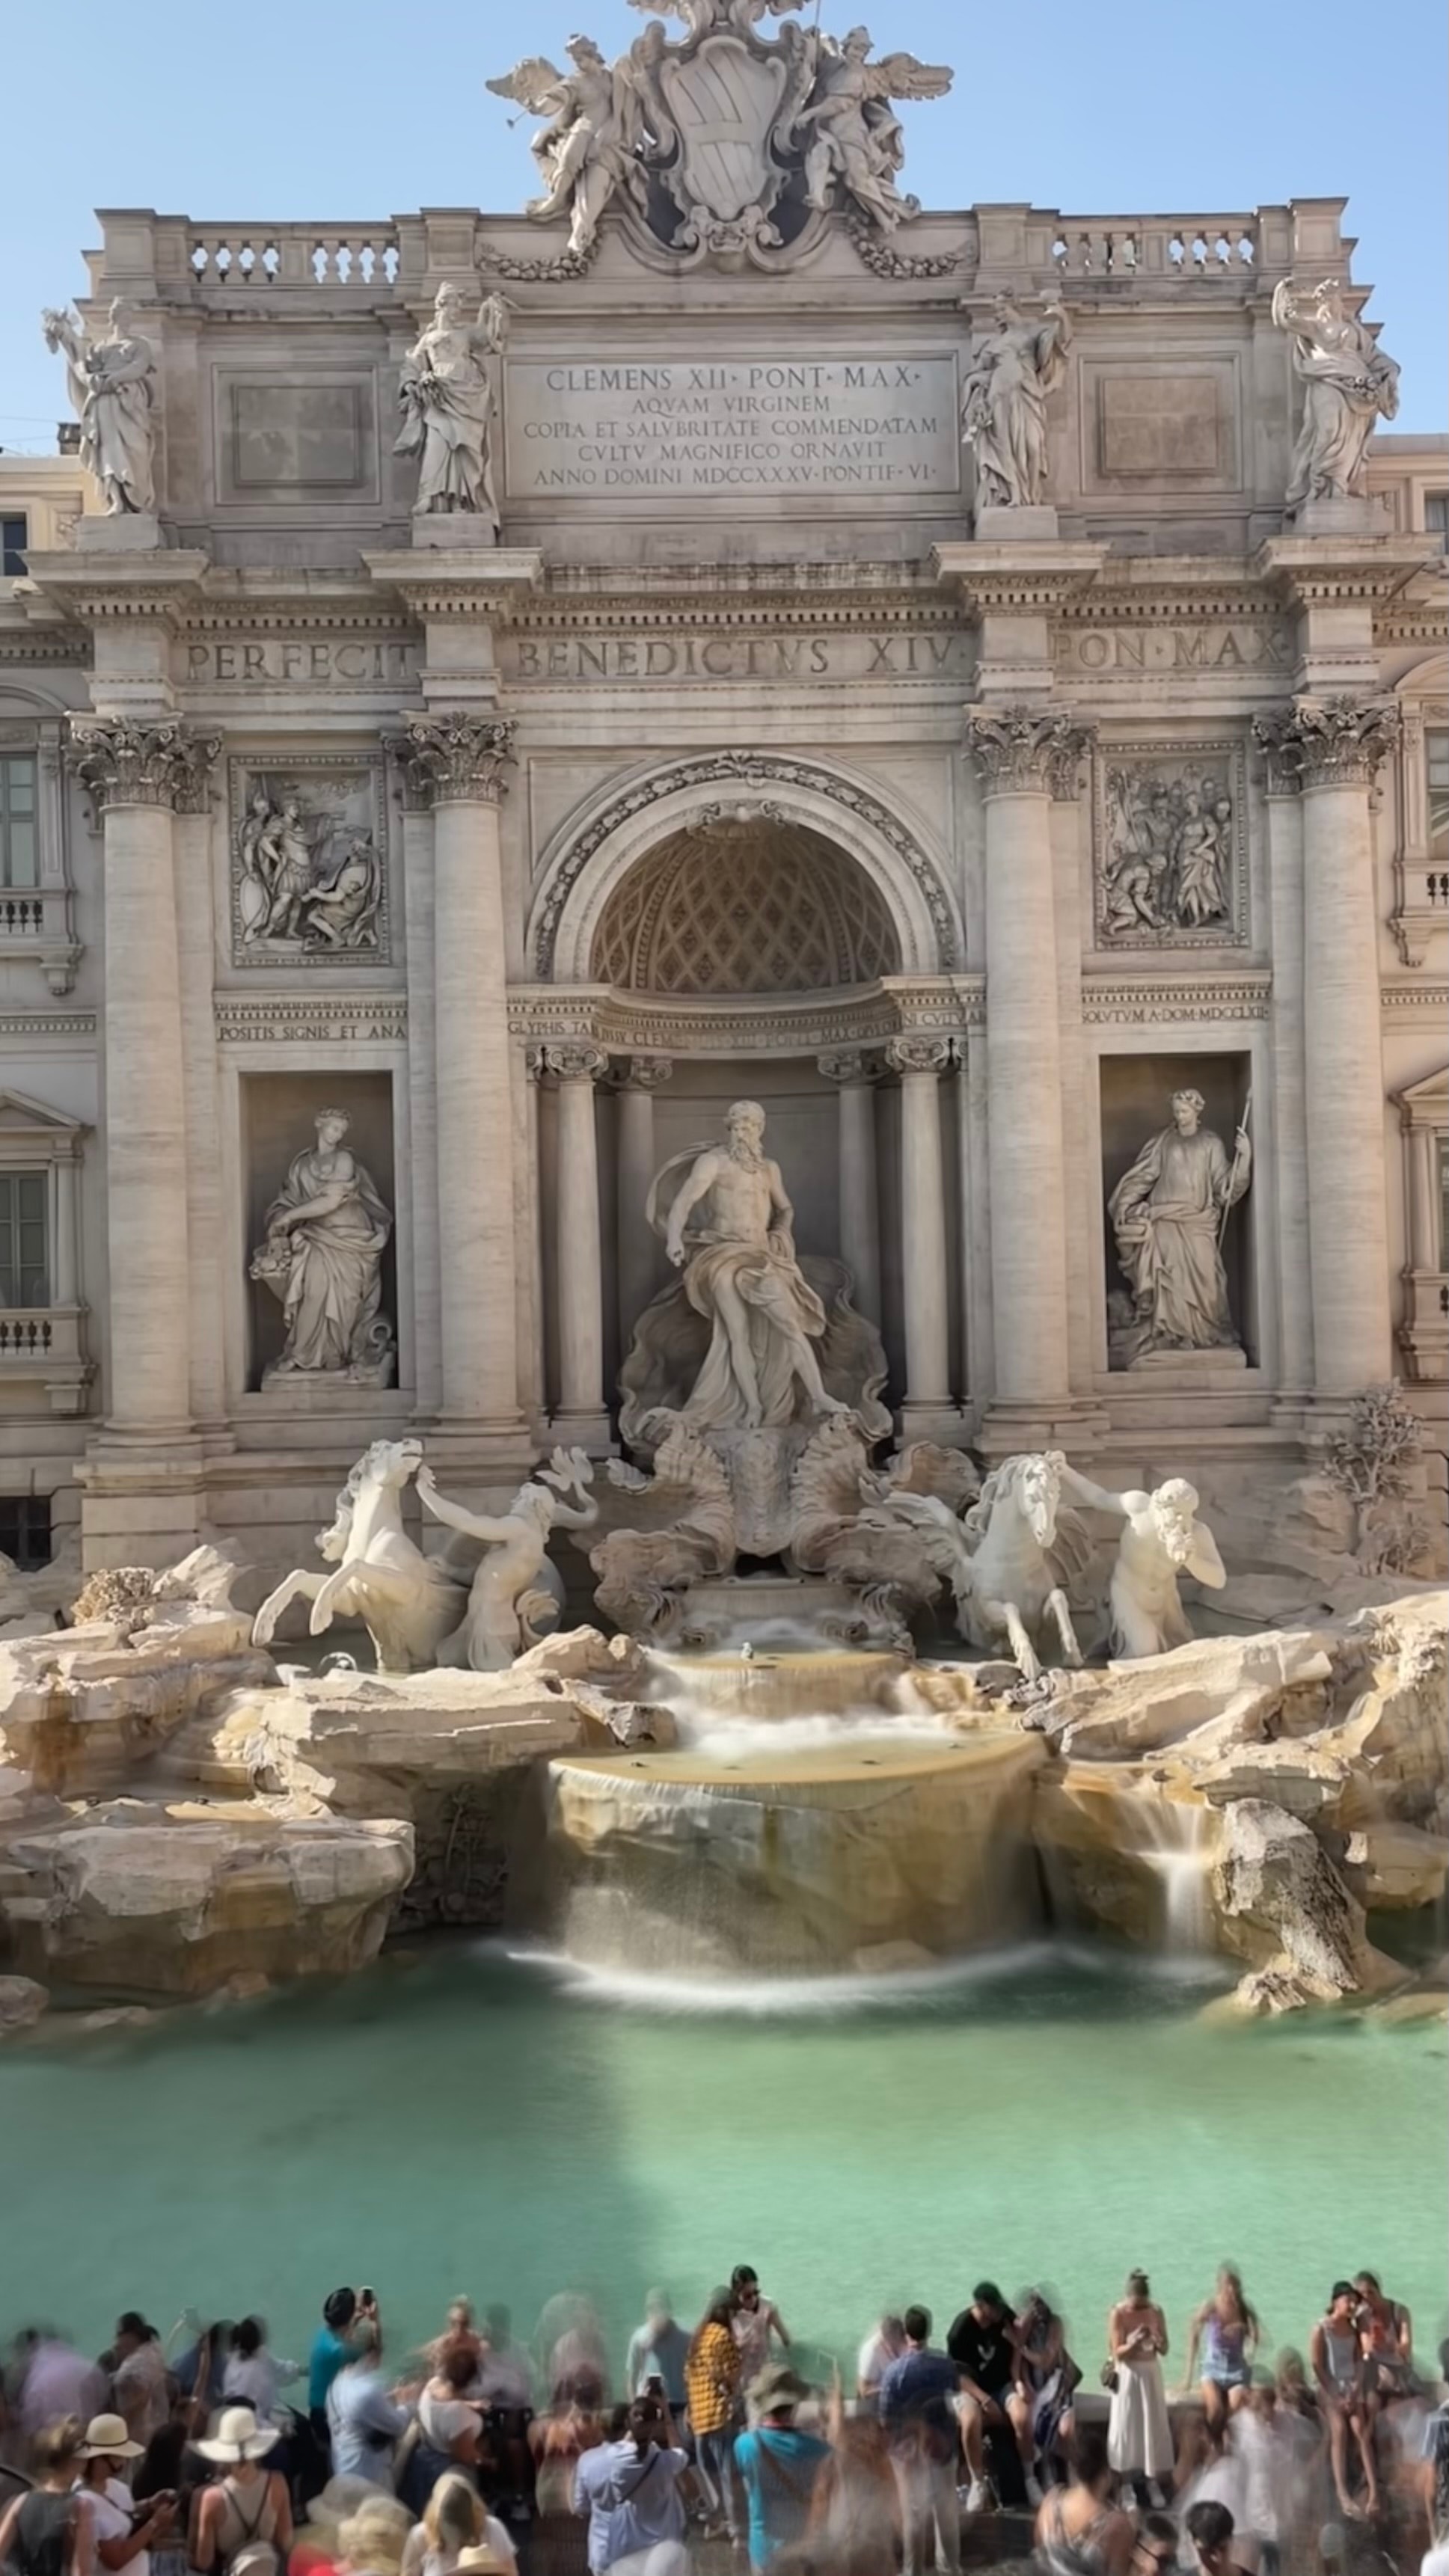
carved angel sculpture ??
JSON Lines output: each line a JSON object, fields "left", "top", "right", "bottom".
{"left": 486, "top": 38, "right": 646, "bottom": 258}
{"left": 626, "top": 0, "right": 805, "bottom": 28}
{"left": 794, "top": 28, "right": 952, "bottom": 232}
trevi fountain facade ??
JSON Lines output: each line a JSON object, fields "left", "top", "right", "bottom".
{"left": 0, "top": 0, "right": 1445, "bottom": 2034}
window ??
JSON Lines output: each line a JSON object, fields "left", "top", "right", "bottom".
{"left": 0, "top": 1494, "right": 52, "bottom": 1569}
{"left": 1426, "top": 491, "right": 1449, "bottom": 552}
{"left": 0, "top": 754, "right": 37, "bottom": 888}
{"left": 0, "top": 1172, "right": 48, "bottom": 1305}
{"left": 0, "top": 515, "right": 26, "bottom": 577}
{"left": 1428, "top": 729, "right": 1449, "bottom": 857}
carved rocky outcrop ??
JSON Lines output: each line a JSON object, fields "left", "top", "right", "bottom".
{"left": 1209, "top": 1798, "right": 1399, "bottom": 2007}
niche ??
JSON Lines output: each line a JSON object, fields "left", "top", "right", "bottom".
{"left": 242, "top": 1071, "right": 397, "bottom": 1390}
{"left": 1099, "top": 1052, "right": 1255, "bottom": 1370}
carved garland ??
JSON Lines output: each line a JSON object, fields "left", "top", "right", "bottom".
{"left": 843, "top": 209, "right": 959, "bottom": 280}
{"left": 534, "top": 751, "right": 958, "bottom": 976}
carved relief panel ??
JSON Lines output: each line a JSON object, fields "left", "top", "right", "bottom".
{"left": 1091, "top": 738, "right": 1248, "bottom": 951}
{"left": 227, "top": 754, "right": 390, "bottom": 969}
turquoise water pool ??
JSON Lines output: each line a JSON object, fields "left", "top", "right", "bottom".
{"left": 4, "top": 1939, "right": 1445, "bottom": 2383}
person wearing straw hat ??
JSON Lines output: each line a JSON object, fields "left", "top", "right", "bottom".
{"left": 76, "top": 2414, "right": 174, "bottom": 2576}
{"left": 733, "top": 2364, "right": 830, "bottom": 2574}
{"left": 189, "top": 2409, "right": 292, "bottom": 2576}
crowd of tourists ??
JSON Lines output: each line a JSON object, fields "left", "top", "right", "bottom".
{"left": 1, "top": 2263, "right": 1445, "bottom": 2576}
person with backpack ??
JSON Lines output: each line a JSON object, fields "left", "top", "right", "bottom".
{"left": 188, "top": 2408, "right": 292, "bottom": 2576}
{"left": 0, "top": 2418, "right": 89, "bottom": 2576}
{"left": 733, "top": 2365, "right": 830, "bottom": 2573}
{"left": 573, "top": 2393, "right": 690, "bottom": 2575}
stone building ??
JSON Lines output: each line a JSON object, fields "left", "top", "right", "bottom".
{"left": 0, "top": 32, "right": 1445, "bottom": 1574}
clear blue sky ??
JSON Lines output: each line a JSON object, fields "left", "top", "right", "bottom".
{"left": 1, "top": 0, "right": 1444, "bottom": 450}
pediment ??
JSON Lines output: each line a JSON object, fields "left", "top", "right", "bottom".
{"left": 1396, "top": 1066, "right": 1449, "bottom": 1120}
{"left": 0, "top": 1088, "right": 88, "bottom": 1137}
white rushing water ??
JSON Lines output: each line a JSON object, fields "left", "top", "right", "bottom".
{"left": 1133, "top": 1798, "right": 1215, "bottom": 1953}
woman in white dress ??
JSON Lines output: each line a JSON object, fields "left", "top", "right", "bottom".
{"left": 1106, "top": 2270, "right": 1173, "bottom": 2503}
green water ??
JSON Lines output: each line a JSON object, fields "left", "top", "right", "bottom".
{"left": 4, "top": 1939, "right": 1445, "bottom": 2382}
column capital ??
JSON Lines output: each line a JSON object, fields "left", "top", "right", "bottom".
{"left": 66, "top": 717, "right": 219, "bottom": 815}
{"left": 967, "top": 704, "right": 1092, "bottom": 800}
{"left": 616, "top": 1053, "right": 673, "bottom": 1092}
{"left": 817, "top": 1048, "right": 881, "bottom": 1087}
{"left": 1252, "top": 696, "right": 1402, "bottom": 794}
{"left": 543, "top": 1042, "right": 608, "bottom": 1085}
{"left": 389, "top": 713, "right": 516, "bottom": 808}
{"left": 886, "top": 1035, "right": 953, "bottom": 1078}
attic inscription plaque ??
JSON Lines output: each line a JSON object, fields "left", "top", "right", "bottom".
{"left": 505, "top": 355, "right": 960, "bottom": 500}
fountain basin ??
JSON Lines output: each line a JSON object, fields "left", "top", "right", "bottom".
{"left": 514, "top": 1731, "right": 1046, "bottom": 1978}
{"left": 649, "top": 1642, "right": 910, "bottom": 1722}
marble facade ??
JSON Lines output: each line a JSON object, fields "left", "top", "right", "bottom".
{"left": 0, "top": 146, "right": 1445, "bottom": 1574}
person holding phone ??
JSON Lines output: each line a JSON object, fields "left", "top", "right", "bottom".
{"left": 1106, "top": 2271, "right": 1172, "bottom": 2507}
{"left": 625, "top": 2296, "right": 689, "bottom": 2414}
{"left": 76, "top": 2416, "right": 175, "bottom": 2576}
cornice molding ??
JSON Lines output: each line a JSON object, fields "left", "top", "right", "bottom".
{"left": 1080, "top": 971, "right": 1272, "bottom": 1025}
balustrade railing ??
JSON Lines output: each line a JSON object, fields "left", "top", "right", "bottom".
{"left": 186, "top": 226, "right": 400, "bottom": 289}
{"left": 1048, "top": 217, "right": 1260, "bottom": 280}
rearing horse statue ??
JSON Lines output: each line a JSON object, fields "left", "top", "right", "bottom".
{"left": 253, "top": 1437, "right": 468, "bottom": 1674}
{"left": 872, "top": 1448, "right": 1091, "bottom": 1681}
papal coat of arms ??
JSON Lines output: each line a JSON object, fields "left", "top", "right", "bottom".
{"left": 487, "top": 0, "right": 952, "bottom": 268}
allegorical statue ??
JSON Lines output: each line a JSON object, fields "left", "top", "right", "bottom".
{"left": 249, "top": 1108, "right": 396, "bottom": 1387}
{"left": 960, "top": 295, "right": 1072, "bottom": 512}
{"left": 1271, "top": 277, "right": 1400, "bottom": 509}
{"left": 486, "top": 39, "right": 645, "bottom": 260}
{"left": 796, "top": 27, "right": 952, "bottom": 232}
{"left": 415, "top": 1447, "right": 598, "bottom": 1672}
{"left": 1059, "top": 1468, "right": 1227, "bottom": 1660}
{"left": 396, "top": 284, "right": 507, "bottom": 527}
{"left": 42, "top": 298, "right": 157, "bottom": 515}
{"left": 1109, "top": 1089, "right": 1251, "bottom": 1363}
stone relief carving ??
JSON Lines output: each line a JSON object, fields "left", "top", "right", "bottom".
{"left": 1094, "top": 744, "right": 1246, "bottom": 949}
{"left": 960, "top": 297, "right": 1072, "bottom": 512}
{"left": 1059, "top": 1467, "right": 1226, "bottom": 1660}
{"left": 620, "top": 1099, "right": 891, "bottom": 1444}
{"left": 248, "top": 1109, "right": 396, "bottom": 1389}
{"left": 488, "top": 4, "right": 951, "bottom": 268}
{"left": 396, "top": 285, "right": 507, "bottom": 529}
{"left": 1270, "top": 279, "right": 1400, "bottom": 509}
{"left": 1107, "top": 1088, "right": 1251, "bottom": 1368}
{"left": 42, "top": 301, "right": 157, "bottom": 516}
{"left": 230, "top": 759, "right": 387, "bottom": 964}
{"left": 416, "top": 1447, "right": 598, "bottom": 1671}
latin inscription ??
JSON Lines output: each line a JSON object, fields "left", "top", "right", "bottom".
{"left": 185, "top": 637, "right": 420, "bottom": 686}
{"left": 1056, "top": 622, "right": 1291, "bottom": 677}
{"left": 500, "top": 631, "right": 969, "bottom": 683}
{"left": 505, "top": 357, "right": 961, "bottom": 499}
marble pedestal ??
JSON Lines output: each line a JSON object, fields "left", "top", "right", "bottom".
{"left": 1288, "top": 496, "right": 1393, "bottom": 538}
{"left": 74, "top": 513, "right": 165, "bottom": 551}
{"left": 410, "top": 512, "right": 498, "bottom": 550}
{"left": 973, "top": 504, "right": 1059, "bottom": 542}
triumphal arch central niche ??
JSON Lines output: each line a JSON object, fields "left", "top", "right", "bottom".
{"left": 5, "top": 0, "right": 1444, "bottom": 1579}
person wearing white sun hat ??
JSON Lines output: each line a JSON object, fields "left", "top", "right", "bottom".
{"left": 75, "top": 2415, "right": 174, "bottom": 2576}
{"left": 189, "top": 2410, "right": 292, "bottom": 2576}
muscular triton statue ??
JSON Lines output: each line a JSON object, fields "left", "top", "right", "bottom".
{"left": 652, "top": 1100, "right": 851, "bottom": 1431}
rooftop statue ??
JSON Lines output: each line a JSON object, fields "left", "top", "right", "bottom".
{"left": 961, "top": 295, "right": 1073, "bottom": 512}
{"left": 396, "top": 284, "right": 508, "bottom": 525}
{"left": 488, "top": 7, "right": 951, "bottom": 263}
{"left": 42, "top": 299, "right": 157, "bottom": 516}
{"left": 1271, "top": 277, "right": 1400, "bottom": 509}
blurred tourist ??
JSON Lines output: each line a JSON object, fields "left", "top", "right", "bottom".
{"left": 1183, "top": 2498, "right": 1254, "bottom": 2575}
{"left": 76, "top": 2413, "right": 173, "bottom": 2576}
{"left": 310, "top": 2298, "right": 362, "bottom": 2453}
{"left": 685, "top": 2290, "right": 744, "bottom": 2545}
{"left": 733, "top": 2363, "right": 830, "bottom": 2572}
{"left": 1013, "top": 2288, "right": 1079, "bottom": 2500}
{"left": 527, "top": 2366, "right": 605, "bottom": 2564}
{"left": 397, "top": 2469, "right": 516, "bottom": 2576}
{"left": 474, "top": 2310, "right": 533, "bottom": 2414}
{"left": 19, "top": 2340, "right": 108, "bottom": 2445}
{"left": 1033, "top": 2425, "right": 1134, "bottom": 2573}
{"left": 1355, "top": 2272, "right": 1415, "bottom": 2400}
{"left": 625, "top": 2295, "right": 690, "bottom": 2413}
{"left": 110, "top": 2324, "right": 170, "bottom": 2453}
{"left": 947, "top": 2281, "right": 1020, "bottom": 2509}
{"left": 221, "top": 2322, "right": 303, "bottom": 2429}
{"left": 1311, "top": 2283, "right": 1380, "bottom": 2519}
{"left": 1183, "top": 2270, "right": 1260, "bottom": 2448}
{"left": 855, "top": 2316, "right": 905, "bottom": 2402}
{"left": 420, "top": 2307, "right": 483, "bottom": 2382}
{"left": 325, "top": 2336, "right": 408, "bottom": 2494}
{"left": 730, "top": 2269, "right": 791, "bottom": 2386}
{"left": 877, "top": 2303, "right": 961, "bottom": 2576}
{"left": 334, "top": 2497, "right": 412, "bottom": 2576}
{"left": 0, "top": 2417, "right": 89, "bottom": 2576}
{"left": 1106, "top": 2271, "right": 1171, "bottom": 2507}
{"left": 1130, "top": 2511, "right": 1182, "bottom": 2575}
{"left": 189, "top": 2407, "right": 292, "bottom": 2575}
{"left": 574, "top": 2392, "right": 691, "bottom": 2573}
{"left": 1421, "top": 2339, "right": 1449, "bottom": 2549}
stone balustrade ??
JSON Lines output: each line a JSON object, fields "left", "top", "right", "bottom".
{"left": 184, "top": 226, "right": 400, "bottom": 289}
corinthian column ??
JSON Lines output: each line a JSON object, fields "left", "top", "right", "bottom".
{"left": 819, "top": 1049, "right": 882, "bottom": 1331}
{"left": 544, "top": 1043, "right": 610, "bottom": 1445}
{"left": 1255, "top": 696, "right": 1399, "bottom": 1395}
{"left": 885, "top": 1036, "right": 957, "bottom": 1432}
{"left": 614, "top": 1056, "right": 672, "bottom": 1357}
{"left": 393, "top": 715, "right": 527, "bottom": 1446}
{"left": 67, "top": 718, "right": 217, "bottom": 1444}
{"left": 969, "top": 706, "right": 1085, "bottom": 1434}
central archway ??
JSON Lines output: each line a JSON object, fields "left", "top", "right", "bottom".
{"left": 590, "top": 815, "right": 901, "bottom": 995}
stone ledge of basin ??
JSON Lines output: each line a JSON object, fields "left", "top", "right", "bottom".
{"left": 0, "top": 1624, "right": 279, "bottom": 1803}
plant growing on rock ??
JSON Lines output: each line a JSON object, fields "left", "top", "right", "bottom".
{"left": 1323, "top": 1383, "right": 1434, "bottom": 1574}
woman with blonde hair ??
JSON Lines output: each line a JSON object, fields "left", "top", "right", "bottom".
{"left": 398, "top": 2473, "right": 515, "bottom": 2576}
{"left": 0, "top": 2418, "right": 90, "bottom": 2576}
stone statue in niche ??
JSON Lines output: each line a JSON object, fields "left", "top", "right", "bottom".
{"left": 417, "top": 1448, "right": 598, "bottom": 1671}
{"left": 1059, "top": 1467, "right": 1227, "bottom": 1659}
{"left": 620, "top": 1099, "right": 888, "bottom": 1441}
{"left": 249, "top": 1109, "right": 396, "bottom": 1388}
{"left": 1108, "top": 1088, "right": 1251, "bottom": 1367}
{"left": 1098, "top": 757, "right": 1240, "bottom": 946}
{"left": 960, "top": 296, "right": 1072, "bottom": 512}
{"left": 487, "top": 40, "right": 646, "bottom": 260}
{"left": 1271, "top": 278, "right": 1400, "bottom": 509}
{"left": 233, "top": 765, "right": 385, "bottom": 961}
{"left": 795, "top": 28, "right": 952, "bottom": 233}
{"left": 42, "top": 300, "right": 157, "bottom": 515}
{"left": 396, "top": 283, "right": 507, "bottom": 527}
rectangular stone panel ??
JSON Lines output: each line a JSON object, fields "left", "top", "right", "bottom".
{"left": 1098, "top": 375, "right": 1223, "bottom": 476}
{"left": 227, "top": 381, "right": 367, "bottom": 490}
{"left": 227, "top": 754, "right": 390, "bottom": 969}
{"left": 504, "top": 355, "right": 961, "bottom": 503}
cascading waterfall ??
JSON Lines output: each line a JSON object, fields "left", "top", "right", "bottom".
{"left": 1133, "top": 1798, "right": 1213, "bottom": 1953}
